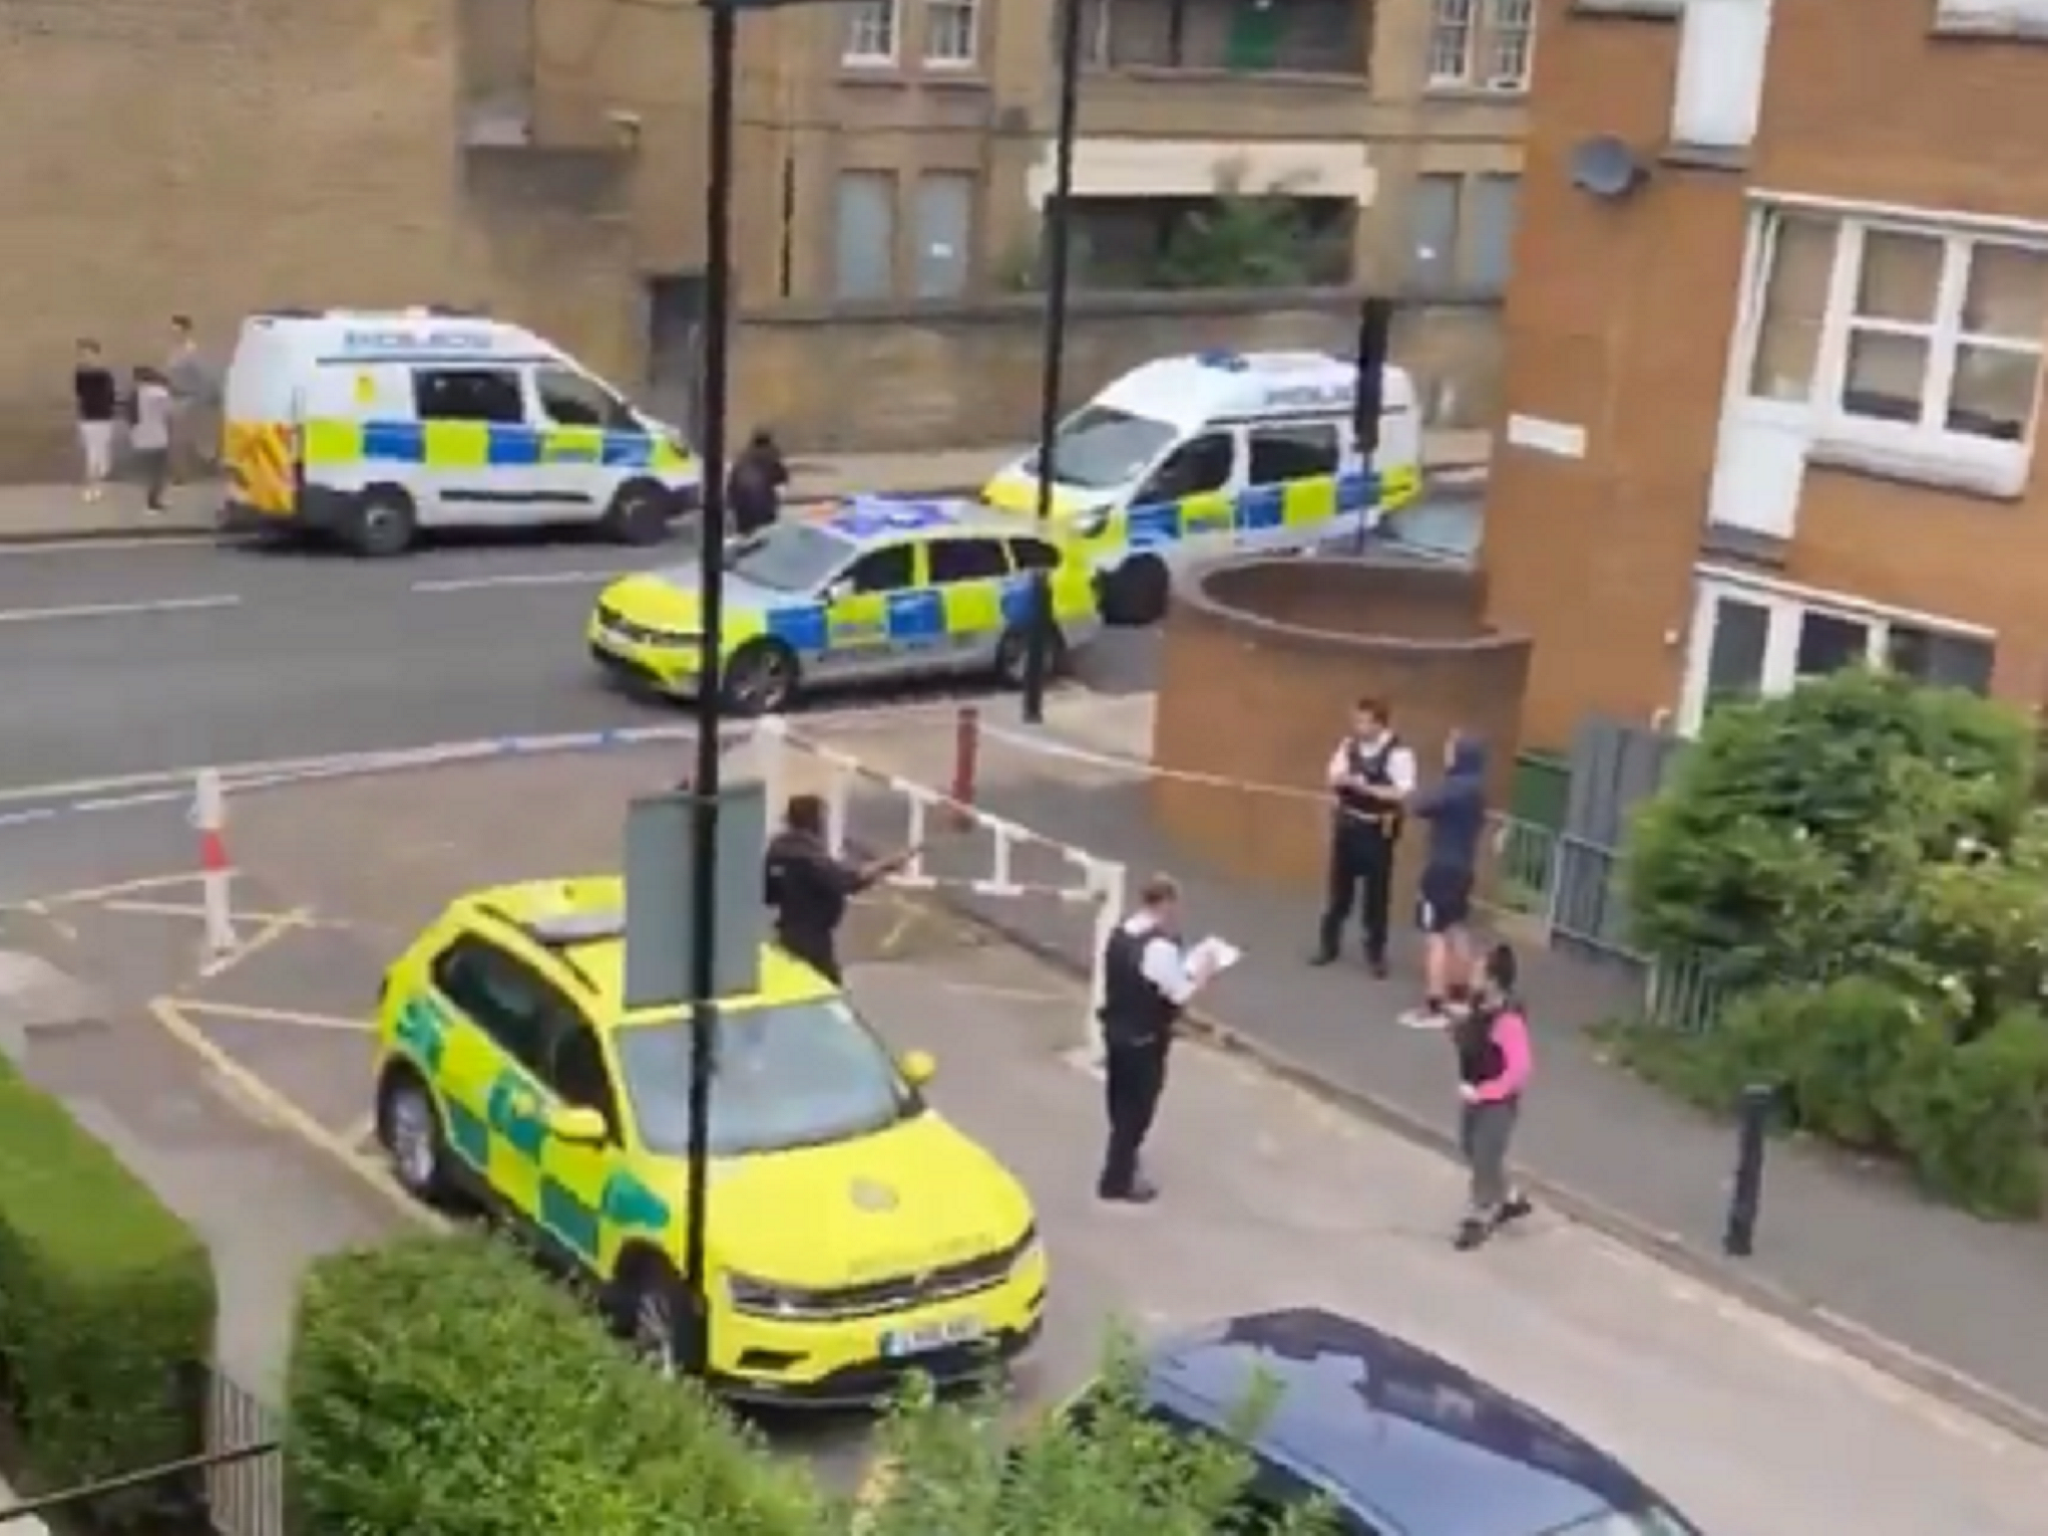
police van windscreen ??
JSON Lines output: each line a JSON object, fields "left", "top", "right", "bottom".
{"left": 727, "top": 522, "right": 855, "bottom": 592}
{"left": 1026, "top": 406, "right": 1177, "bottom": 490}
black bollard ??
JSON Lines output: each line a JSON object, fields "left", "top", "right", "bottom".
{"left": 1722, "top": 1082, "right": 1777, "bottom": 1257}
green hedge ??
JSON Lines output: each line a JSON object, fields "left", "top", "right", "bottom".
{"left": 290, "top": 1237, "right": 1321, "bottom": 1535}
{"left": 0, "top": 1056, "right": 216, "bottom": 1515}
{"left": 286, "top": 1234, "right": 825, "bottom": 1536}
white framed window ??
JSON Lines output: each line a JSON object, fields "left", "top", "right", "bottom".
{"left": 1680, "top": 569, "right": 1995, "bottom": 733}
{"left": 1427, "top": 0, "right": 1477, "bottom": 83}
{"left": 1672, "top": 0, "right": 1772, "bottom": 150}
{"left": 1732, "top": 203, "right": 2048, "bottom": 497}
{"left": 925, "top": 0, "right": 978, "bottom": 65}
{"left": 842, "top": 0, "right": 900, "bottom": 64}
{"left": 1486, "top": 0, "right": 1535, "bottom": 88}
{"left": 1936, "top": 0, "right": 2048, "bottom": 32}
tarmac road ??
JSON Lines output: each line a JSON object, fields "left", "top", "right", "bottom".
{"left": 0, "top": 535, "right": 1160, "bottom": 793}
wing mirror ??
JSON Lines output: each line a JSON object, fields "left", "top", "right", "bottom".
{"left": 898, "top": 1049, "right": 937, "bottom": 1087}
{"left": 547, "top": 1106, "right": 609, "bottom": 1146}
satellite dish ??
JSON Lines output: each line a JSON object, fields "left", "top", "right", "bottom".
{"left": 1570, "top": 136, "right": 1646, "bottom": 200}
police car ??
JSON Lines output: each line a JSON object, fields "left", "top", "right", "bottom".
{"left": 981, "top": 350, "right": 1421, "bottom": 626}
{"left": 221, "top": 308, "right": 700, "bottom": 556}
{"left": 587, "top": 497, "right": 1103, "bottom": 714}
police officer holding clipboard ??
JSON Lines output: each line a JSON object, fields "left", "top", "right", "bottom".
{"left": 1310, "top": 697, "right": 1416, "bottom": 977}
{"left": 1095, "top": 874, "right": 1226, "bottom": 1205}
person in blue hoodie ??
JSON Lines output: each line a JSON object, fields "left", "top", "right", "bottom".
{"left": 1401, "top": 730, "right": 1490, "bottom": 1029}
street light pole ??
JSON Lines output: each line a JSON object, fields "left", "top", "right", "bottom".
{"left": 1019, "top": 0, "right": 1084, "bottom": 726}
{"left": 680, "top": 0, "right": 740, "bottom": 1377}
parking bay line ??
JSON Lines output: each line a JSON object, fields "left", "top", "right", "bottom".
{"left": 0, "top": 593, "right": 241, "bottom": 625}
{"left": 103, "top": 897, "right": 356, "bottom": 931}
{"left": 409, "top": 568, "right": 637, "bottom": 594}
{"left": 199, "top": 907, "right": 313, "bottom": 980}
{"left": 147, "top": 996, "right": 441, "bottom": 1229}
{"left": 172, "top": 997, "right": 369, "bottom": 1033}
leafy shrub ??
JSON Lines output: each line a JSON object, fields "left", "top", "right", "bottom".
{"left": 291, "top": 1237, "right": 1320, "bottom": 1535}
{"left": 0, "top": 1056, "right": 216, "bottom": 1520}
{"left": 287, "top": 1233, "right": 824, "bottom": 1536}
{"left": 1881, "top": 1010, "right": 2048, "bottom": 1219}
{"left": 1627, "top": 669, "right": 2034, "bottom": 992}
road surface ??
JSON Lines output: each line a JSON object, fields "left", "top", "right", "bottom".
{"left": 0, "top": 536, "right": 1158, "bottom": 792}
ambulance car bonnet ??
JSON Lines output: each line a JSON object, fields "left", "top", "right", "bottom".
{"left": 979, "top": 350, "right": 1422, "bottom": 627}
{"left": 222, "top": 310, "right": 699, "bottom": 557}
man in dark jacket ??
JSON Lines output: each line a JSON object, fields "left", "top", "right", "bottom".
{"left": 1401, "top": 731, "right": 1490, "bottom": 1028}
{"left": 762, "top": 793, "right": 911, "bottom": 984}
{"left": 727, "top": 428, "right": 789, "bottom": 537}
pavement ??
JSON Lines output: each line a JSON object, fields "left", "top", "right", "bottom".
{"left": 4, "top": 744, "right": 2048, "bottom": 1534}
{"left": 747, "top": 698, "right": 2048, "bottom": 1444}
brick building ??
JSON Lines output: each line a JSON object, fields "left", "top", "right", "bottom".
{"left": 4, "top": 0, "right": 1530, "bottom": 479}
{"left": 1482, "top": 0, "right": 2048, "bottom": 752}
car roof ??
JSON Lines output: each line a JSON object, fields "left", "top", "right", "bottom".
{"left": 1141, "top": 1308, "right": 1675, "bottom": 1536}
{"left": 449, "top": 876, "right": 837, "bottom": 1023}
{"left": 801, "top": 495, "right": 1048, "bottom": 545}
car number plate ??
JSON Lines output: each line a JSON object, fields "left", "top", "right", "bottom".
{"left": 880, "top": 1316, "right": 985, "bottom": 1359}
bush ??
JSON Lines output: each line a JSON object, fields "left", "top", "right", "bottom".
{"left": 1881, "top": 1010, "right": 2048, "bottom": 1219}
{"left": 0, "top": 1056, "right": 216, "bottom": 1518}
{"left": 291, "top": 1237, "right": 1322, "bottom": 1535}
{"left": 287, "top": 1233, "right": 824, "bottom": 1536}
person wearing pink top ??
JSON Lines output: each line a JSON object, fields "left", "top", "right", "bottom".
{"left": 1450, "top": 943, "right": 1534, "bottom": 1250}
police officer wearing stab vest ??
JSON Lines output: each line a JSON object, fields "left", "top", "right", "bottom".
{"left": 1095, "top": 874, "right": 1219, "bottom": 1204}
{"left": 1311, "top": 696, "right": 1417, "bottom": 977}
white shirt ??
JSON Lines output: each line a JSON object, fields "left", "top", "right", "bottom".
{"left": 1122, "top": 913, "right": 1196, "bottom": 1006}
{"left": 1325, "top": 734, "right": 1417, "bottom": 797}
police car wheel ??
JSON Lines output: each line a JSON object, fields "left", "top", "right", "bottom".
{"left": 997, "top": 623, "right": 1065, "bottom": 687}
{"left": 347, "top": 487, "right": 416, "bottom": 558}
{"left": 722, "top": 638, "right": 797, "bottom": 715}
{"left": 377, "top": 1070, "right": 453, "bottom": 1205}
{"left": 1102, "top": 556, "right": 1169, "bottom": 627}
{"left": 603, "top": 479, "right": 671, "bottom": 546}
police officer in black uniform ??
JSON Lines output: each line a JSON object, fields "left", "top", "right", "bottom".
{"left": 763, "top": 793, "right": 911, "bottom": 984}
{"left": 1095, "top": 874, "right": 1219, "bottom": 1204}
{"left": 1310, "top": 697, "right": 1417, "bottom": 977}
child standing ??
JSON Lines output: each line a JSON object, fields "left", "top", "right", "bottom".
{"left": 1450, "top": 943, "right": 1534, "bottom": 1250}
{"left": 129, "top": 367, "right": 173, "bottom": 516}
{"left": 73, "top": 341, "right": 117, "bottom": 501}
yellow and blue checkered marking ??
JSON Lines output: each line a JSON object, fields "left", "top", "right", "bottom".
{"left": 755, "top": 572, "right": 1038, "bottom": 657}
{"left": 306, "top": 418, "right": 690, "bottom": 473}
{"left": 1124, "top": 470, "right": 1377, "bottom": 551}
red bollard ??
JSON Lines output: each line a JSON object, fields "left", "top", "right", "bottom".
{"left": 950, "top": 705, "right": 980, "bottom": 831}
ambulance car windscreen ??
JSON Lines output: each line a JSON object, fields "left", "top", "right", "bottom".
{"left": 1027, "top": 406, "right": 1176, "bottom": 490}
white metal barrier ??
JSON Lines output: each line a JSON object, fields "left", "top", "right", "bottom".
{"left": 756, "top": 716, "right": 1122, "bottom": 1053}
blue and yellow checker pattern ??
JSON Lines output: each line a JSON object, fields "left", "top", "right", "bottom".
{"left": 588, "top": 499, "right": 1100, "bottom": 698}
{"left": 982, "top": 468, "right": 1397, "bottom": 566}
{"left": 303, "top": 417, "right": 694, "bottom": 476}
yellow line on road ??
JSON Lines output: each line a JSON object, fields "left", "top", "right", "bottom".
{"left": 103, "top": 898, "right": 355, "bottom": 930}
{"left": 147, "top": 996, "right": 440, "bottom": 1229}
{"left": 200, "top": 907, "right": 311, "bottom": 979}
{"left": 173, "top": 997, "right": 370, "bottom": 1033}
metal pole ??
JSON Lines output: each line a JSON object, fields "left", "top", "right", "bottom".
{"left": 682, "top": 0, "right": 738, "bottom": 1377}
{"left": 1020, "top": 0, "right": 1083, "bottom": 725}
{"left": 1722, "top": 1081, "right": 1776, "bottom": 1257}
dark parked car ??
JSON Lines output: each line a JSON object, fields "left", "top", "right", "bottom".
{"left": 1101, "top": 1307, "right": 1704, "bottom": 1536}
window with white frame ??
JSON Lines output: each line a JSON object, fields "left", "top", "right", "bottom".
{"left": 1736, "top": 204, "right": 2048, "bottom": 494}
{"left": 925, "top": 0, "right": 977, "bottom": 65}
{"left": 1681, "top": 571, "right": 1994, "bottom": 732}
{"left": 1936, "top": 0, "right": 2048, "bottom": 32}
{"left": 842, "top": 0, "right": 899, "bottom": 64}
{"left": 1427, "top": 0, "right": 1533, "bottom": 89}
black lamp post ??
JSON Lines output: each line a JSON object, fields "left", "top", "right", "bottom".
{"left": 1019, "top": 0, "right": 1085, "bottom": 725}
{"left": 680, "top": 0, "right": 862, "bottom": 1376}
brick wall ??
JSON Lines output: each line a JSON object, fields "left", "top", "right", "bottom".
{"left": 732, "top": 292, "right": 1503, "bottom": 452}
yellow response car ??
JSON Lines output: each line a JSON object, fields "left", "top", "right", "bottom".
{"left": 371, "top": 876, "right": 1047, "bottom": 1403}
{"left": 588, "top": 497, "right": 1102, "bottom": 714}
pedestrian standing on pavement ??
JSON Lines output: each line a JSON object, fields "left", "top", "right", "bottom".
{"left": 1449, "top": 943, "right": 1533, "bottom": 1250}
{"left": 1401, "top": 729, "right": 1491, "bottom": 1029}
{"left": 1310, "top": 697, "right": 1415, "bottom": 977}
{"left": 73, "top": 340, "right": 118, "bottom": 503}
{"left": 128, "top": 367, "right": 174, "bottom": 517}
{"left": 1096, "top": 874, "right": 1220, "bottom": 1204}
{"left": 762, "top": 792, "right": 913, "bottom": 985}
{"left": 727, "top": 427, "right": 788, "bottom": 537}
{"left": 165, "top": 314, "right": 216, "bottom": 485}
